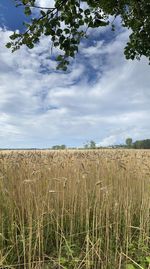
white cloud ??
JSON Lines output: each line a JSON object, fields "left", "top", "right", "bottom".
{"left": 35, "top": 0, "right": 55, "bottom": 8}
{"left": 0, "top": 26, "right": 150, "bottom": 148}
{"left": 98, "top": 135, "right": 118, "bottom": 147}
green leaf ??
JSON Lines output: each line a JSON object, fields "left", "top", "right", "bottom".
{"left": 59, "top": 35, "right": 65, "bottom": 43}
{"left": 26, "top": 42, "right": 34, "bottom": 49}
{"left": 54, "top": 41, "right": 59, "bottom": 47}
{"left": 40, "top": 10, "right": 46, "bottom": 16}
{"left": 56, "top": 55, "right": 64, "bottom": 61}
{"left": 126, "top": 264, "right": 135, "bottom": 269}
{"left": 84, "top": 9, "right": 90, "bottom": 16}
{"left": 79, "top": 20, "right": 84, "bottom": 26}
{"left": 146, "top": 257, "right": 150, "bottom": 263}
{"left": 73, "top": 45, "right": 78, "bottom": 52}
{"left": 56, "top": 29, "right": 63, "bottom": 36}
{"left": 45, "top": 28, "right": 55, "bottom": 36}
{"left": 79, "top": 8, "right": 83, "bottom": 13}
{"left": 63, "top": 39, "right": 70, "bottom": 49}
{"left": 64, "top": 28, "right": 70, "bottom": 34}
{"left": 51, "top": 36, "right": 56, "bottom": 41}
{"left": 24, "top": 6, "right": 31, "bottom": 16}
{"left": 6, "top": 42, "right": 12, "bottom": 48}
{"left": 60, "top": 257, "right": 67, "bottom": 264}
{"left": 69, "top": 50, "right": 75, "bottom": 57}
{"left": 56, "top": 61, "right": 67, "bottom": 71}
{"left": 93, "top": 19, "right": 109, "bottom": 27}
{"left": 10, "top": 33, "right": 20, "bottom": 40}
{"left": 88, "top": 21, "right": 94, "bottom": 27}
{"left": 22, "top": 0, "right": 29, "bottom": 4}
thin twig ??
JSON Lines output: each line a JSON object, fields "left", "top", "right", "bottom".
{"left": 121, "top": 252, "right": 145, "bottom": 269}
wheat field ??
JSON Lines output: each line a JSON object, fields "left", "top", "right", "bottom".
{"left": 0, "top": 149, "right": 150, "bottom": 269}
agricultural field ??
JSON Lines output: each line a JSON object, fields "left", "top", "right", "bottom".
{"left": 0, "top": 149, "right": 150, "bottom": 269}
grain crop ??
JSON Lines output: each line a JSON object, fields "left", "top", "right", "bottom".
{"left": 0, "top": 149, "right": 150, "bottom": 269}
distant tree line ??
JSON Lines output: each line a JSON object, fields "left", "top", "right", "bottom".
{"left": 51, "top": 140, "right": 97, "bottom": 150}
{"left": 125, "top": 138, "right": 150, "bottom": 149}
{"left": 52, "top": 145, "right": 66, "bottom": 150}
{"left": 50, "top": 138, "right": 150, "bottom": 150}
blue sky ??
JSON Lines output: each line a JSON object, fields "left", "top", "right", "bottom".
{"left": 0, "top": 1, "right": 150, "bottom": 148}
{"left": 0, "top": 0, "right": 27, "bottom": 30}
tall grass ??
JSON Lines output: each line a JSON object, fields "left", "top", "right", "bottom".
{"left": 0, "top": 149, "right": 150, "bottom": 268}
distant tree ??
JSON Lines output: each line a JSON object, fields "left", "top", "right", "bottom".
{"left": 52, "top": 145, "right": 59, "bottom": 149}
{"left": 52, "top": 144, "right": 66, "bottom": 149}
{"left": 89, "top": 140, "right": 96, "bottom": 149}
{"left": 60, "top": 144, "right": 66, "bottom": 149}
{"left": 84, "top": 140, "right": 96, "bottom": 149}
{"left": 125, "top": 138, "right": 133, "bottom": 148}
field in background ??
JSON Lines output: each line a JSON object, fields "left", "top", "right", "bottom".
{"left": 0, "top": 149, "right": 150, "bottom": 269}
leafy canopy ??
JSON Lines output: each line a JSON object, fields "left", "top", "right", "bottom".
{"left": 6, "top": 0, "right": 150, "bottom": 70}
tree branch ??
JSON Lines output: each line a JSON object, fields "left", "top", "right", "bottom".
{"left": 14, "top": 0, "right": 68, "bottom": 45}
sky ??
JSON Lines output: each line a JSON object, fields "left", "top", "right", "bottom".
{"left": 0, "top": 1, "right": 150, "bottom": 148}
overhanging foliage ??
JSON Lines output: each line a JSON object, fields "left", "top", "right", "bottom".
{"left": 6, "top": 0, "right": 150, "bottom": 70}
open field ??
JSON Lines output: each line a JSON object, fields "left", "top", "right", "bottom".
{"left": 0, "top": 149, "right": 150, "bottom": 269}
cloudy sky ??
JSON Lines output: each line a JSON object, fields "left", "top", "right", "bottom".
{"left": 0, "top": 0, "right": 150, "bottom": 148}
